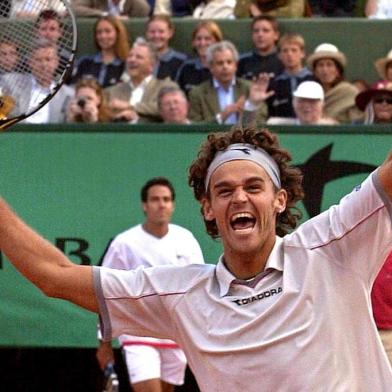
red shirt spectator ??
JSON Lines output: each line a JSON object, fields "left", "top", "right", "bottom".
{"left": 372, "top": 252, "right": 392, "bottom": 329}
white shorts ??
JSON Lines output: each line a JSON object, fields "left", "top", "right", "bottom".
{"left": 122, "top": 344, "right": 187, "bottom": 385}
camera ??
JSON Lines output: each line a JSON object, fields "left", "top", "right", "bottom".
{"left": 77, "top": 97, "right": 87, "bottom": 109}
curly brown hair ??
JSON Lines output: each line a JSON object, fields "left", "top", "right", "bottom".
{"left": 188, "top": 127, "right": 304, "bottom": 238}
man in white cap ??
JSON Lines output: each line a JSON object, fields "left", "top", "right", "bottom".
{"left": 267, "top": 80, "right": 337, "bottom": 125}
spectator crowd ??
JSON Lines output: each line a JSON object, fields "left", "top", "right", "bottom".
{"left": 1, "top": 3, "right": 392, "bottom": 126}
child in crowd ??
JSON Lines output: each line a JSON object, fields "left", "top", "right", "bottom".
{"left": 267, "top": 32, "right": 313, "bottom": 118}
{"left": 145, "top": 15, "right": 187, "bottom": 81}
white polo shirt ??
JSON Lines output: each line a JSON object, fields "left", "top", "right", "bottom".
{"left": 94, "top": 171, "right": 392, "bottom": 391}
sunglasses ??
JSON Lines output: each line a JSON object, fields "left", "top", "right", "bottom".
{"left": 373, "top": 97, "right": 392, "bottom": 104}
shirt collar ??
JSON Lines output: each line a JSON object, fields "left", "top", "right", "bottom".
{"left": 216, "top": 236, "right": 284, "bottom": 297}
{"left": 159, "top": 48, "right": 175, "bottom": 62}
{"left": 252, "top": 48, "right": 278, "bottom": 58}
{"left": 276, "top": 67, "right": 312, "bottom": 80}
{"left": 130, "top": 74, "right": 153, "bottom": 90}
{"left": 93, "top": 52, "right": 122, "bottom": 66}
{"left": 31, "top": 76, "right": 55, "bottom": 93}
{"left": 213, "top": 77, "right": 236, "bottom": 90}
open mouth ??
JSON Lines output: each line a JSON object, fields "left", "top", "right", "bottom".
{"left": 230, "top": 212, "right": 256, "bottom": 231}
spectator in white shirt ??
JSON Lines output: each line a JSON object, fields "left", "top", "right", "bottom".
{"left": 0, "top": 39, "right": 73, "bottom": 123}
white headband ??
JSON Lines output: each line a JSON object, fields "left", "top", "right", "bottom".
{"left": 205, "top": 143, "right": 281, "bottom": 191}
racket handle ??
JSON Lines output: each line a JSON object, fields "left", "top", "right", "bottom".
{"left": 103, "top": 362, "right": 119, "bottom": 392}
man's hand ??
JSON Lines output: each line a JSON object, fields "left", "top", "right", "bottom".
{"left": 249, "top": 73, "right": 275, "bottom": 107}
{"left": 221, "top": 95, "right": 246, "bottom": 122}
{"left": 113, "top": 109, "right": 139, "bottom": 122}
{"left": 96, "top": 341, "right": 115, "bottom": 371}
{"left": 81, "top": 101, "right": 99, "bottom": 123}
{"left": 109, "top": 98, "right": 131, "bottom": 112}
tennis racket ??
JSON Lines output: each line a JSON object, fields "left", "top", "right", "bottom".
{"left": 0, "top": 0, "right": 77, "bottom": 130}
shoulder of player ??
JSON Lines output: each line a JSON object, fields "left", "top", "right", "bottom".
{"left": 110, "top": 224, "right": 143, "bottom": 244}
{"left": 168, "top": 223, "right": 196, "bottom": 237}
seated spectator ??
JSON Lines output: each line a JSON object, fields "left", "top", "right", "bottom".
{"left": 0, "top": 38, "right": 19, "bottom": 75}
{"left": 176, "top": 20, "right": 223, "bottom": 95}
{"left": 355, "top": 80, "right": 392, "bottom": 124}
{"left": 104, "top": 37, "right": 178, "bottom": 123}
{"left": 267, "top": 81, "right": 337, "bottom": 125}
{"left": 192, "top": 0, "right": 236, "bottom": 18}
{"left": 152, "top": 0, "right": 193, "bottom": 16}
{"left": 366, "top": 0, "right": 392, "bottom": 18}
{"left": 71, "top": 0, "right": 150, "bottom": 17}
{"left": 0, "top": 39, "right": 73, "bottom": 123}
{"left": 157, "top": 86, "right": 191, "bottom": 124}
{"left": 234, "top": 0, "right": 308, "bottom": 18}
{"left": 237, "top": 16, "right": 284, "bottom": 81}
{"left": 307, "top": 43, "right": 363, "bottom": 123}
{"left": 145, "top": 15, "right": 187, "bottom": 81}
{"left": 267, "top": 32, "right": 313, "bottom": 118}
{"left": 188, "top": 40, "right": 267, "bottom": 124}
{"left": 375, "top": 49, "right": 392, "bottom": 82}
{"left": 34, "top": 10, "right": 72, "bottom": 75}
{"left": 71, "top": 16, "right": 129, "bottom": 88}
{"left": 66, "top": 78, "right": 113, "bottom": 123}
{"left": 309, "top": 0, "right": 357, "bottom": 16}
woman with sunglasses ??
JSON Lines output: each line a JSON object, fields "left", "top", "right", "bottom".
{"left": 355, "top": 81, "right": 392, "bottom": 124}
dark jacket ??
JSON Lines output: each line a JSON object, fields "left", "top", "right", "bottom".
{"left": 156, "top": 49, "right": 188, "bottom": 81}
{"left": 237, "top": 49, "right": 284, "bottom": 81}
{"left": 70, "top": 53, "right": 125, "bottom": 88}
{"left": 176, "top": 58, "right": 211, "bottom": 95}
{"left": 267, "top": 67, "right": 314, "bottom": 118}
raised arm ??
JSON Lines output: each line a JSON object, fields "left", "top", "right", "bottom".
{"left": 378, "top": 150, "right": 392, "bottom": 200}
{"left": 0, "top": 198, "right": 98, "bottom": 313}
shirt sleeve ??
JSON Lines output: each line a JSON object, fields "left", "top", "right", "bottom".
{"left": 290, "top": 169, "right": 392, "bottom": 283}
{"left": 93, "top": 265, "right": 186, "bottom": 341}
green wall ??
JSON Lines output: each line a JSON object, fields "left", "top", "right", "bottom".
{"left": 1, "top": 125, "right": 391, "bottom": 347}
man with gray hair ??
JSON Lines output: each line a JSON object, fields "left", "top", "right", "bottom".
{"left": 0, "top": 39, "right": 73, "bottom": 123}
{"left": 104, "top": 37, "right": 179, "bottom": 123}
{"left": 188, "top": 40, "right": 267, "bottom": 125}
{"left": 156, "top": 86, "right": 191, "bottom": 124}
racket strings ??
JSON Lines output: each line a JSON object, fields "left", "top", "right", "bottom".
{"left": 0, "top": 0, "right": 75, "bottom": 118}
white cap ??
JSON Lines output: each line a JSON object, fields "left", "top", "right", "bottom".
{"left": 293, "top": 81, "right": 324, "bottom": 100}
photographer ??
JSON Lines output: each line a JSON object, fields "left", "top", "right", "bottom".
{"left": 66, "top": 78, "right": 113, "bottom": 123}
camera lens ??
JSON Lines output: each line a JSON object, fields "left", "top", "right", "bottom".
{"left": 77, "top": 98, "right": 86, "bottom": 109}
